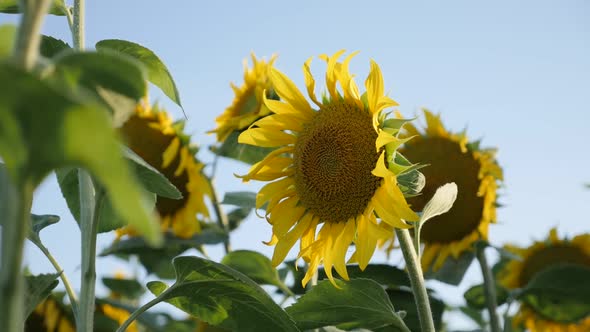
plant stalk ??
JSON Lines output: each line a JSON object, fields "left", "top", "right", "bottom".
{"left": 476, "top": 245, "right": 501, "bottom": 332}
{"left": 77, "top": 173, "right": 99, "bottom": 332}
{"left": 32, "top": 240, "right": 79, "bottom": 319}
{"left": 72, "top": 0, "right": 85, "bottom": 49}
{"left": 207, "top": 177, "right": 231, "bottom": 253}
{"left": 395, "top": 228, "right": 435, "bottom": 332}
{"left": 115, "top": 289, "right": 168, "bottom": 332}
{"left": 13, "top": 0, "right": 52, "bottom": 70}
{"left": 0, "top": 179, "right": 34, "bottom": 332}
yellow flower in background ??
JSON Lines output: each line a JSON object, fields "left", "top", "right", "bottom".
{"left": 97, "top": 304, "right": 138, "bottom": 332}
{"left": 26, "top": 297, "right": 75, "bottom": 332}
{"left": 498, "top": 228, "right": 590, "bottom": 332}
{"left": 117, "top": 102, "right": 211, "bottom": 239}
{"left": 238, "top": 50, "right": 419, "bottom": 286}
{"left": 210, "top": 53, "right": 277, "bottom": 142}
{"left": 399, "top": 109, "right": 503, "bottom": 271}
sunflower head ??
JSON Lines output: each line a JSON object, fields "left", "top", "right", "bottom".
{"left": 237, "top": 50, "right": 419, "bottom": 286}
{"left": 117, "top": 102, "right": 211, "bottom": 239}
{"left": 498, "top": 228, "right": 590, "bottom": 331}
{"left": 26, "top": 296, "right": 75, "bottom": 332}
{"left": 210, "top": 53, "right": 277, "bottom": 142}
{"left": 397, "top": 109, "right": 503, "bottom": 271}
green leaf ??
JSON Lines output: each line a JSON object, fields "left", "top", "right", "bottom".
{"left": 221, "top": 191, "right": 257, "bottom": 210}
{"left": 211, "top": 131, "right": 274, "bottom": 165}
{"left": 100, "top": 228, "right": 228, "bottom": 279}
{"left": 39, "top": 35, "right": 70, "bottom": 58}
{"left": 125, "top": 147, "right": 182, "bottom": 199}
{"left": 226, "top": 207, "right": 250, "bottom": 231}
{"left": 102, "top": 277, "right": 145, "bottom": 299}
{"left": 0, "top": 63, "right": 161, "bottom": 244}
{"left": 52, "top": 50, "right": 147, "bottom": 102}
{"left": 285, "top": 278, "right": 408, "bottom": 331}
{"left": 419, "top": 182, "right": 458, "bottom": 225}
{"left": 221, "top": 250, "right": 281, "bottom": 287}
{"left": 464, "top": 283, "right": 509, "bottom": 310}
{"left": 518, "top": 264, "right": 590, "bottom": 323}
{"left": 0, "top": 24, "right": 16, "bottom": 58}
{"left": 147, "top": 256, "right": 299, "bottom": 332}
{"left": 382, "top": 288, "right": 445, "bottom": 332}
{"left": 28, "top": 214, "right": 60, "bottom": 244}
{"left": 24, "top": 273, "right": 60, "bottom": 318}
{"left": 397, "top": 169, "right": 425, "bottom": 197}
{"left": 0, "top": 0, "right": 67, "bottom": 16}
{"left": 318, "top": 264, "right": 410, "bottom": 289}
{"left": 95, "top": 39, "right": 183, "bottom": 108}
{"left": 424, "top": 250, "right": 474, "bottom": 285}
{"left": 56, "top": 167, "right": 158, "bottom": 233}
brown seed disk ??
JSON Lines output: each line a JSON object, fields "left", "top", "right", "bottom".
{"left": 293, "top": 102, "right": 381, "bottom": 223}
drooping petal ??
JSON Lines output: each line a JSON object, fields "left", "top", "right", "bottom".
{"left": 365, "top": 60, "right": 384, "bottom": 114}
{"left": 271, "top": 213, "right": 314, "bottom": 266}
{"left": 256, "top": 177, "right": 294, "bottom": 209}
{"left": 270, "top": 68, "right": 314, "bottom": 115}
{"left": 303, "top": 57, "right": 321, "bottom": 107}
{"left": 238, "top": 127, "right": 296, "bottom": 147}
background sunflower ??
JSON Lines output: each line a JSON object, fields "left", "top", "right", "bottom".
{"left": 498, "top": 228, "right": 590, "bottom": 332}
{"left": 117, "top": 102, "right": 211, "bottom": 239}
{"left": 399, "top": 109, "right": 503, "bottom": 272}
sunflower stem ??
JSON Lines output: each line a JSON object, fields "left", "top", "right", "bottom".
{"left": 476, "top": 244, "right": 501, "bottom": 332}
{"left": 78, "top": 176, "right": 101, "bottom": 332}
{"left": 0, "top": 178, "right": 34, "bottom": 332}
{"left": 32, "top": 240, "right": 79, "bottom": 322}
{"left": 13, "top": 0, "right": 52, "bottom": 70}
{"left": 207, "top": 176, "right": 231, "bottom": 253}
{"left": 396, "top": 228, "right": 436, "bottom": 332}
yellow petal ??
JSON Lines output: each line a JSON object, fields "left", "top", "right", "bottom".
{"left": 372, "top": 187, "right": 411, "bottom": 229}
{"left": 324, "top": 50, "right": 346, "bottom": 99}
{"left": 332, "top": 219, "right": 356, "bottom": 280}
{"left": 253, "top": 113, "right": 303, "bottom": 132}
{"left": 270, "top": 68, "right": 314, "bottom": 115}
{"left": 323, "top": 222, "right": 346, "bottom": 287}
{"left": 303, "top": 57, "right": 322, "bottom": 107}
{"left": 238, "top": 146, "right": 293, "bottom": 182}
{"left": 162, "top": 137, "right": 180, "bottom": 168}
{"left": 238, "top": 127, "right": 296, "bottom": 147}
{"left": 270, "top": 198, "right": 306, "bottom": 237}
{"left": 365, "top": 60, "right": 384, "bottom": 114}
{"left": 371, "top": 152, "right": 390, "bottom": 178}
{"left": 354, "top": 214, "right": 377, "bottom": 270}
{"left": 256, "top": 177, "right": 293, "bottom": 209}
{"left": 263, "top": 93, "right": 313, "bottom": 121}
{"left": 271, "top": 213, "right": 314, "bottom": 266}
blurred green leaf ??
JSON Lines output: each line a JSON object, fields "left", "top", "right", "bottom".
{"left": 221, "top": 250, "right": 281, "bottom": 287}
{"left": 285, "top": 278, "right": 408, "bottom": 331}
{"left": 39, "top": 35, "right": 70, "bottom": 58}
{"left": 100, "top": 228, "right": 228, "bottom": 279}
{"left": 147, "top": 256, "right": 299, "bottom": 332}
{"left": 102, "top": 277, "right": 145, "bottom": 299}
{"left": 518, "top": 264, "right": 590, "bottom": 323}
{"left": 27, "top": 214, "right": 60, "bottom": 245}
{"left": 221, "top": 191, "right": 257, "bottom": 210}
{"left": 464, "top": 283, "right": 509, "bottom": 310}
{"left": 424, "top": 250, "right": 474, "bottom": 285}
{"left": 0, "top": 24, "right": 16, "bottom": 58}
{"left": 380, "top": 288, "right": 445, "bottom": 332}
{"left": 52, "top": 50, "right": 147, "bottom": 102}
{"left": 457, "top": 306, "right": 486, "bottom": 328}
{"left": 0, "top": 0, "right": 67, "bottom": 15}
{"left": 211, "top": 131, "right": 274, "bottom": 165}
{"left": 226, "top": 207, "right": 250, "bottom": 231}
{"left": 125, "top": 147, "right": 182, "bottom": 199}
{"left": 24, "top": 273, "right": 60, "bottom": 318}
{"left": 96, "top": 39, "right": 183, "bottom": 108}
{"left": 0, "top": 63, "right": 160, "bottom": 244}
{"left": 55, "top": 167, "right": 158, "bottom": 233}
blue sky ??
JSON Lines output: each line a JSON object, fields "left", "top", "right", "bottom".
{"left": 3, "top": 0, "right": 589, "bottom": 329}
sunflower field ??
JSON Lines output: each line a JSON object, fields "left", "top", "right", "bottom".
{"left": 1, "top": 1, "right": 589, "bottom": 332}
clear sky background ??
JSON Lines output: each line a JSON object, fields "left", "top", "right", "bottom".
{"left": 2, "top": 0, "right": 589, "bottom": 329}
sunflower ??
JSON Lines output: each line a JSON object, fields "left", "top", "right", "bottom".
{"left": 26, "top": 296, "right": 75, "bottom": 332}
{"left": 498, "top": 228, "right": 590, "bottom": 332}
{"left": 397, "top": 109, "right": 503, "bottom": 271}
{"left": 210, "top": 53, "right": 277, "bottom": 142}
{"left": 117, "top": 101, "right": 211, "bottom": 239}
{"left": 96, "top": 304, "right": 138, "bottom": 332}
{"left": 238, "top": 50, "right": 419, "bottom": 286}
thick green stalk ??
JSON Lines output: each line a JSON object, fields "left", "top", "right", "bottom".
{"left": 32, "top": 240, "right": 79, "bottom": 319}
{"left": 0, "top": 179, "right": 34, "bottom": 332}
{"left": 395, "top": 228, "right": 435, "bottom": 332}
{"left": 77, "top": 174, "right": 100, "bottom": 332}
{"left": 476, "top": 246, "right": 501, "bottom": 332}
{"left": 72, "top": 0, "right": 85, "bottom": 49}
{"left": 13, "top": 0, "right": 52, "bottom": 70}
